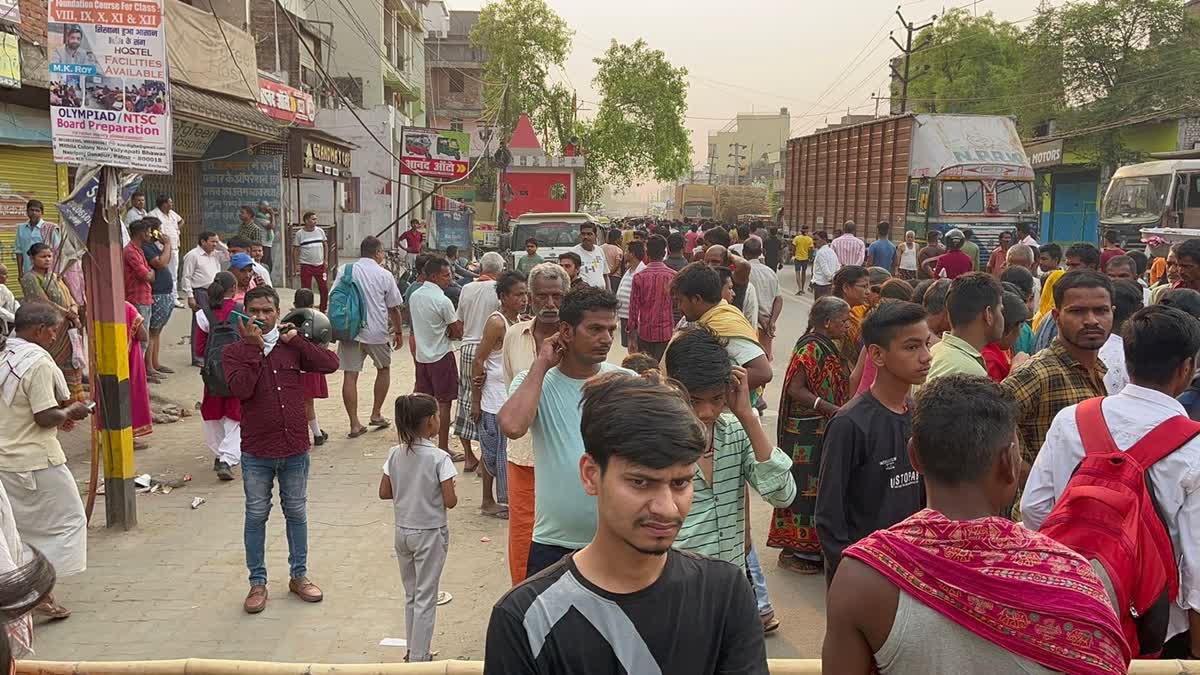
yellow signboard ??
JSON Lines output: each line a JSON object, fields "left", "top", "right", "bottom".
{"left": 0, "top": 32, "right": 18, "bottom": 89}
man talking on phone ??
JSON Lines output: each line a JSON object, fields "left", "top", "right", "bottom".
{"left": 222, "top": 285, "right": 339, "bottom": 614}
{"left": 0, "top": 303, "right": 94, "bottom": 620}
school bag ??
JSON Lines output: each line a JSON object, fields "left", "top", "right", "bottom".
{"left": 200, "top": 302, "right": 244, "bottom": 398}
{"left": 1037, "top": 396, "right": 1200, "bottom": 657}
{"left": 328, "top": 263, "right": 366, "bottom": 342}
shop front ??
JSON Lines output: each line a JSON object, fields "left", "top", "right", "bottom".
{"left": 284, "top": 128, "right": 354, "bottom": 287}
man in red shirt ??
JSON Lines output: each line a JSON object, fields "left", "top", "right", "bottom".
{"left": 398, "top": 219, "right": 423, "bottom": 269}
{"left": 223, "top": 285, "right": 340, "bottom": 615}
{"left": 1099, "top": 229, "right": 1126, "bottom": 270}
{"left": 985, "top": 231, "right": 1012, "bottom": 277}
{"left": 628, "top": 234, "right": 677, "bottom": 362}
{"left": 123, "top": 219, "right": 155, "bottom": 322}
{"left": 924, "top": 229, "right": 973, "bottom": 280}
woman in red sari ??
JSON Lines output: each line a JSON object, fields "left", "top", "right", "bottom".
{"left": 768, "top": 296, "right": 852, "bottom": 574}
{"left": 124, "top": 302, "right": 153, "bottom": 441}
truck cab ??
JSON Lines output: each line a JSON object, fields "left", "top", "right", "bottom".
{"left": 500, "top": 212, "right": 600, "bottom": 270}
{"left": 1101, "top": 160, "right": 1200, "bottom": 248}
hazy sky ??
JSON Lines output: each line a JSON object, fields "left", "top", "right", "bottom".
{"left": 449, "top": 0, "right": 1056, "bottom": 196}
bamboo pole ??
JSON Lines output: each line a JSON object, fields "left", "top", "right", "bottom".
{"left": 17, "top": 660, "right": 1200, "bottom": 675}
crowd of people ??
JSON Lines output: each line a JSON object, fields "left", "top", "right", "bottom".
{"left": 14, "top": 194, "right": 1200, "bottom": 672}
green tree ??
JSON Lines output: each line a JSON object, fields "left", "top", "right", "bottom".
{"left": 587, "top": 39, "right": 691, "bottom": 193}
{"left": 899, "top": 8, "right": 1025, "bottom": 116}
{"left": 470, "top": 0, "right": 573, "bottom": 138}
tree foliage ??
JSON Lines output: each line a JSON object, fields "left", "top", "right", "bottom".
{"left": 899, "top": 8, "right": 1024, "bottom": 116}
{"left": 587, "top": 39, "right": 691, "bottom": 193}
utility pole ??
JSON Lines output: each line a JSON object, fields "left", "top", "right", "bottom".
{"left": 889, "top": 8, "right": 936, "bottom": 113}
{"left": 728, "top": 142, "right": 747, "bottom": 186}
{"left": 870, "top": 91, "right": 890, "bottom": 117}
{"left": 86, "top": 167, "right": 137, "bottom": 529}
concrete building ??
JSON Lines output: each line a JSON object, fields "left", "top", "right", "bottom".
{"left": 707, "top": 109, "right": 791, "bottom": 184}
{"left": 425, "top": 7, "right": 490, "bottom": 158}
{"left": 301, "top": 0, "right": 429, "bottom": 256}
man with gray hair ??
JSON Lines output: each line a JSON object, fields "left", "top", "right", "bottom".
{"left": 453, "top": 251, "right": 506, "bottom": 471}
{"left": 1006, "top": 243, "right": 1042, "bottom": 309}
{"left": 0, "top": 303, "right": 93, "bottom": 619}
{"left": 501, "top": 261, "right": 569, "bottom": 585}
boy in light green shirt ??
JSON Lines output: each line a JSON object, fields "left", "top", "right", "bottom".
{"left": 514, "top": 238, "right": 544, "bottom": 279}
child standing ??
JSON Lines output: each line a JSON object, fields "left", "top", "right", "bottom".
{"left": 293, "top": 289, "right": 329, "bottom": 445}
{"left": 195, "top": 272, "right": 241, "bottom": 481}
{"left": 379, "top": 394, "right": 457, "bottom": 663}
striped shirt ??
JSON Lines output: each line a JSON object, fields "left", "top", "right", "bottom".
{"left": 829, "top": 233, "right": 866, "bottom": 267}
{"left": 674, "top": 413, "right": 796, "bottom": 569}
{"left": 628, "top": 261, "right": 676, "bottom": 343}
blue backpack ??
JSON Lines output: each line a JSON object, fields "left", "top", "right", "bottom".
{"left": 329, "top": 263, "right": 366, "bottom": 342}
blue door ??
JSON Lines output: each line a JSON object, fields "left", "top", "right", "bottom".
{"left": 1050, "top": 175, "right": 1100, "bottom": 244}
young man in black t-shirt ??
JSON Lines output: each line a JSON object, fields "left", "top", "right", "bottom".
{"left": 815, "top": 301, "right": 931, "bottom": 584}
{"left": 484, "top": 371, "right": 769, "bottom": 675}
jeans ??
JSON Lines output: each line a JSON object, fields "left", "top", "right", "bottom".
{"left": 242, "top": 452, "right": 310, "bottom": 586}
{"left": 746, "top": 545, "right": 774, "bottom": 617}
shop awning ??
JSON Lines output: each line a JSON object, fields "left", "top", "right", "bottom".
{"left": 172, "top": 82, "right": 287, "bottom": 141}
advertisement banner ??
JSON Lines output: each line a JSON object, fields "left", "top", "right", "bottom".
{"left": 47, "top": 0, "right": 173, "bottom": 173}
{"left": 0, "top": 0, "right": 19, "bottom": 26}
{"left": 257, "top": 78, "right": 315, "bottom": 126}
{"left": 400, "top": 126, "right": 470, "bottom": 180}
{"left": 200, "top": 153, "right": 281, "bottom": 239}
{"left": 0, "top": 33, "right": 17, "bottom": 89}
{"left": 431, "top": 209, "right": 472, "bottom": 252}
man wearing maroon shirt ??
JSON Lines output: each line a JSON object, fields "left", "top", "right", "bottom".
{"left": 1099, "top": 230, "right": 1126, "bottom": 270}
{"left": 923, "top": 229, "right": 973, "bottom": 280}
{"left": 223, "top": 285, "right": 340, "bottom": 614}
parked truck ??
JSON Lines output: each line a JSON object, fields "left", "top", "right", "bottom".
{"left": 1100, "top": 160, "right": 1200, "bottom": 248}
{"left": 783, "top": 113, "right": 1038, "bottom": 263}
{"left": 672, "top": 183, "right": 716, "bottom": 220}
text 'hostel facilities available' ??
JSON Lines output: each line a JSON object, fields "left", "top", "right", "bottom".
{"left": 47, "top": 0, "right": 173, "bottom": 172}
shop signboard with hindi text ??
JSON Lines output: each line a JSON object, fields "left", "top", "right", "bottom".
{"left": 257, "top": 78, "right": 315, "bottom": 126}
{"left": 47, "top": 0, "right": 173, "bottom": 172}
{"left": 400, "top": 126, "right": 469, "bottom": 180}
{"left": 200, "top": 153, "right": 282, "bottom": 240}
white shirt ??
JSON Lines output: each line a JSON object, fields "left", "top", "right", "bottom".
{"left": 569, "top": 244, "right": 609, "bottom": 288}
{"left": 748, "top": 258, "right": 780, "bottom": 321}
{"left": 294, "top": 227, "right": 327, "bottom": 266}
{"left": 0, "top": 285, "right": 16, "bottom": 325}
{"left": 812, "top": 246, "right": 841, "bottom": 286}
{"left": 409, "top": 283, "right": 458, "bottom": 363}
{"left": 739, "top": 282, "right": 759, "bottom": 323}
{"left": 1098, "top": 333, "right": 1129, "bottom": 395}
{"left": 147, "top": 208, "right": 182, "bottom": 248}
{"left": 457, "top": 279, "right": 499, "bottom": 344}
{"left": 122, "top": 207, "right": 147, "bottom": 247}
{"left": 830, "top": 232, "right": 866, "bottom": 266}
{"left": 179, "top": 243, "right": 229, "bottom": 298}
{"left": 1021, "top": 235, "right": 1039, "bottom": 248}
{"left": 616, "top": 261, "right": 646, "bottom": 320}
{"left": 729, "top": 243, "right": 744, "bottom": 256}
{"left": 252, "top": 262, "right": 273, "bottom": 287}
{"left": 1021, "top": 384, "right": 1200, "bottom": 639}
{"left": 347, "top": 257, "right": 402, "bottom": 345}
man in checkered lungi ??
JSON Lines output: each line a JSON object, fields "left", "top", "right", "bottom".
{"left": 452, "top": 252, "right": 505, "bottom": 471}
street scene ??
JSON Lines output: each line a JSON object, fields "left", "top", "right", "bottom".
{"left": 3, "top": 0, "right": 1200, "bottom": 673}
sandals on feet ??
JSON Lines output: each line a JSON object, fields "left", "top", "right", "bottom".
{"left": 369, "top": 417, "right": 391, "bottom": 429}
{"left": 347, "top": 427, "right": 368, "bottom": 439}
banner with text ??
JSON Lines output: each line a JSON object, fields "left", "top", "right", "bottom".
{"left": 258, "top": 78, "right": 315, "bottom": 126}
{"left": 200, "top": 153, "right": 281, "bottom": 239}
{"left": 400, "top": 126, "right": 470, "bottom": 180}
{"left": 47, "top": 0, "right": 173, "bottom": 172}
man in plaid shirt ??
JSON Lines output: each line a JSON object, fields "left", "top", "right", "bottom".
{"left": 628, "top": 235, "right": 677, "bottom": 362}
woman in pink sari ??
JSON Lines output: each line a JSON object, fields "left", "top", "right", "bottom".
{"left": 124, "top": 302, "right": 153, "bottom": 439}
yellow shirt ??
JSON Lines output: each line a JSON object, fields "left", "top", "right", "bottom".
{"left": 0, "top": 356, "right": 68, "bottom": 472}
{"left": 793, "top": 234, "right": 813, "bottom": 261}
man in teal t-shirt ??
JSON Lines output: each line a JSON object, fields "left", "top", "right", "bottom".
{"left": 499, "top": 285, "right": 632, "bottom": 578}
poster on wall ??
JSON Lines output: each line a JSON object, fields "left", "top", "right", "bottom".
{"left": 400, "top": 127, "right": 470, "bottom": 180}
{"left": 0, "top": 33, "right": 18, "bottom": 89}
{"left": 200, "top": 154, "right": 281, "bottom": 239}
{"left": 47, "top": 0, "right": 173, "bottom": 172}
{"left": 431, "top": 209, "right": 472, "bottom": 252}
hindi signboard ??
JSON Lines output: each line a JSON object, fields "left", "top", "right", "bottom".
{"left": 0, "top": 33, "right": 17, "bottom": 89}
{"left": 400, "top": 126, "right": 470, "bottom": 180}
{"left": 47, "top": 0, "right": 173, "bottom": 173}
{"left": 258, "top": 78, "right": 315, "bottom": 126}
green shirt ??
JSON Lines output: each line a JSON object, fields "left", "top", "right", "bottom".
{"left": 961, "top": 240, "right": 980, "bottom": 271}
{"left": 926, "top": 332, "right": 988, "bottom": 384}
{"left": 515, "top": 253, "right": 544, "bottom": 277}
{"left": 674, "top": 413, "right": 796, "bottom": 569}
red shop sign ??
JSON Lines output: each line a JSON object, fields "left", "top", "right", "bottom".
{"left": 257, "top": 78, "right": 316, "bottom": 126}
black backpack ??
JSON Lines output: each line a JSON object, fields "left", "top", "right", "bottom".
{"left": 200, "top": 302, "right": 244, "bottom": 397}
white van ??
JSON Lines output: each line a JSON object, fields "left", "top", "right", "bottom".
{"left": 503, "top": 212, "right": 600, "bottom": 268}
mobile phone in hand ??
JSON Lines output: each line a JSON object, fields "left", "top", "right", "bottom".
{"left": 230, "top": 310, "right": 266, "bottom": 328}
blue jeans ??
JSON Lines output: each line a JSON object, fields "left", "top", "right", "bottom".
{"left": 242, "top": 452, "right": 310, "bottom": 586}
{"left": 746, "top": 545, "right": 774, "bottom": 617}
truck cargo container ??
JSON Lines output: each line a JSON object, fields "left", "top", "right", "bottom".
{"left": 783, "top": 114, "right": 1038, "bottom": 265}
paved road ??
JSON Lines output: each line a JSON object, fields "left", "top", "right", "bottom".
{"left": 36, "top": 271, "right": 831, "bottom": 662}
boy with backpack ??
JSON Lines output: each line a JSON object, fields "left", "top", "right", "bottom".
{"left": 1023, "top": 305, "right": 1200, "bottom": 658}
{"left": 195, "top": 271, "right": 243, "bottom": 481}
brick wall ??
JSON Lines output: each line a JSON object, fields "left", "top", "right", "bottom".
{"left": 17, "top": 0, "right": 48, "bottom": 43}
{"left": 427, "top": 67, "right": 483, "bottom": 117}
{"left": 1178, "top": 117, "right": 1200, "bottom": 151}
{"left": 249, "top": 0, "right": 301, "bottom": 85}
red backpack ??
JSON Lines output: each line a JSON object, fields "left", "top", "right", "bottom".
{"left": 1038, "top": 397, "right": 1200, "bottom": 657}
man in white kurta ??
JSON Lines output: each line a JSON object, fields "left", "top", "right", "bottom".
{"left": 0, "top": 303, "right": 92, "bottom": 619}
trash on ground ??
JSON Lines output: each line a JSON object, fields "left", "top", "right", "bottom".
{"left": 133, "top": 474, "right": 152, "bottom": 488}
{"left": 190, "top": 497, "right": 206, "bottom": 509}
{"left": 379, "top": 638, "right": 407, "bottom": 648}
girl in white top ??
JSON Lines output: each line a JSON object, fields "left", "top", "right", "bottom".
{"left": 898, "top": 231, "right": 920, "bottom": 280}
{"left": 471, "top": 271, "right": 528, "bottom": 518}
{"left": 379, "top": 394, "right": 457, "bottom": 663}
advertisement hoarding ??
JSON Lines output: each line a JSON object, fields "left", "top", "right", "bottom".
{"left": 47, "top": 0, "right": 173, "bottom": 172}
{"left": 400, "top": 126, "right": 470, "bottom": 180}
{"left": 257, "top": 77, "right": 315, "bottom": 126}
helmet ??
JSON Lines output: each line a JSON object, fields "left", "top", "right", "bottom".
{"left": 281, "top": 308, "right": 332, "bottom": 345}
{"left": 944, "top": 228, "right": 965, "bottom": 243}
